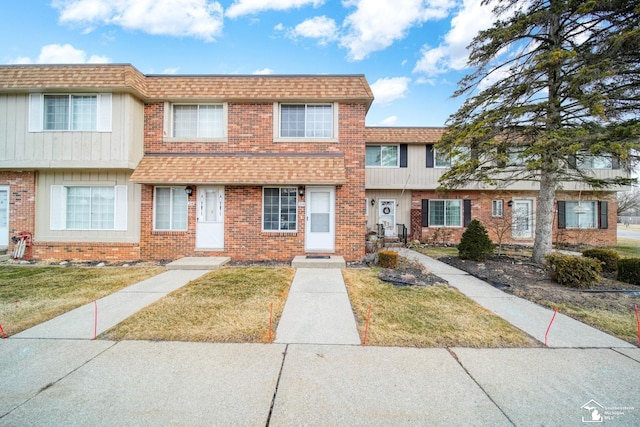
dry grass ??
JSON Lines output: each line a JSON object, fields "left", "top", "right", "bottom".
{"left": 102, "top": 267, "right": 294, "bottom": 343}
{"left": 0, "top": 266, "right": 164, "bottom": 336}
{"left": 343, "top": 268, "right": 539, "bottom": 348}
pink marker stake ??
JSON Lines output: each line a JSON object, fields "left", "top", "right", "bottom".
{"left": 0, "top": 323, "right": 7, "bottom": 339}
{"left": 94, "top": 300, "right": 98, "bottom": 340}
{"left": 544, "top": 308, "right": 558, "bottom": 347}
{"left": 635, "top": 304, "right": 639, "bottom": 348}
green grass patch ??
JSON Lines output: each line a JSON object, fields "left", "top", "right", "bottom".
{"left": 343, "top": 268, "right": 538, "bottom": 348}
{"left": 102, "top": 267, "right": 294, "bottom": 343}
{"left": 614, "top": 238, "right": 640, "bottom": 258}
{"left": 0, "top": 266, "right": 164, "bottom": 336}
{"left": 549, "top": 302, "right": 638, "bottom": 344}
{"left": 413, "top": 246, "right": 459, "bottom": 258}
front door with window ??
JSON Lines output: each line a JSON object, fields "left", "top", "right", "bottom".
{"left": 0, "top": 187, "right": 8, "bottom": 248}
{"left": 379, "top": 199, "right": 396, "bottom": 237}
{"left": 512, "top": 200, "right": 533, "bottom": 239}
{"left": 196, "top": 186, "right": 224, "bottom": 249}
{"left": 305, "top": 187, "right": 335, "bottom": 252}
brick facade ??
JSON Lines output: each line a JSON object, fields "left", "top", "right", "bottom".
{"left": 412, "top": 190, "right": 618, "bottom": 247}
{"left": 1, "top": 171, "right": 36, "bottom": 257}
{"left": 139, "top": 102, "right": 366, "bottom": 262}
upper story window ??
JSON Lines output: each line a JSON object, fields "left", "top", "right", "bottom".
{"left": 173, "top": 104, "right": 224, "bottom": 138}
{"left": 29, "top": 93, "right": 112, "bottom": 132}
{"left": 434, "top": 148, "right": 469, "bottom": 168}
{"left": 366, "top": 145, "right": 398, "bottom": 167}
{"left": 278, "top": 104, "right": 334, "bottom": 139}
{"left": 577, "top": 155, "right": 613, "bottom": 169}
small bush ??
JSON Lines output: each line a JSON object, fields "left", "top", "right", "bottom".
{"left": 378, "top": 250, "right": 398, "bottom": 269}
{"left": 545, "top": 253, "right": 601, "bottom": 289}
{"left": 617, "top": 258, "right": 640, "bottom": 286}
{"left": 458, "top": 219, "right": 494, "bottom": 262}
{"left": 582, "top": 248, "right": 619, "bottom": 273}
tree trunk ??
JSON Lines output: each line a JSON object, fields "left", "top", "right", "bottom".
{"left": 532, "top": 172, "right": 557, "bottom": 263}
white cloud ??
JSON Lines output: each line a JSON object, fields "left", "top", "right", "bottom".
{"left": 53, "top": 0, "right": 224, "bottom": 41}
{"left": 340, "top": 0, "right": 455, "bottom": 61}
{"left": 414, "top": 0, "right": 496, "bottom": 76}
{"left": 274, "top": 23, "right": 285, "bottom": 31}
{"left": 290, "top": 16, "right": 338, "bottom": 45}
{"left": 379, "top": 115, "right": 398, "bottom": 125}
{"left": 253, "top": 67, "right": 274, "bottom": 74}
{"left": 162, "top": 67, "right": 180, "bottom": 74}
{"left": 370, "top": 77, "right": 411, "bottom": 105}
{"left": 226, "top": 0, "right": 323, "bottom": 18}
{"left": 11, "top": 44, "right": 111, "bottom": 64}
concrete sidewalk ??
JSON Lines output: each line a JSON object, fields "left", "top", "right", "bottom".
{"left": 275, "top": 268, "right": 360, "bottom": 345}
{"left": 396, "top": 248, "right": 635, "bottom": 348}
{"left": 1, "top": 340, "right": 639, "bottom": 425}
{"left": 13, "top": 270, "right": 210, "bottom": 340}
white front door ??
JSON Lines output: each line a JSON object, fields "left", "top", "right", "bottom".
{"left": 306, "top": 186, "right": 335, "bottom": 252}
{"left": 0, "top": 187, "right": 8, "bottom": 248}
{"left": 379, "top": 199, "right": 396, "bottom": 237}
{"left": 512, "top": 200, "right": 533, "bottom": 239}
{"left": 196, "top": 186, "right": 224, "bottom": 249}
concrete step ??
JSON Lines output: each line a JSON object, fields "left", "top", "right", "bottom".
{"left": 291, "top": 255, "right": 346, "bottom": 269}
{"left": 165, "top": 256, "right": 231, "bottom": 270}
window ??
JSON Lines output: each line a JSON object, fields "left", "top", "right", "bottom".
{"left": 434, "top": 148, "right": 469, "bottom": 168}
{"left": 263, "top": 187, "right": 297, "bottom": 231}
{"left": 577, "top": 155, "right": 613, "bottom": 169}
{"left": 30, "top": 93, "right": 112, "bottom": 132}
{"left": 492, "top": 200, "right": 504, "bottom": 217}
{"left": 366, "top": 145, "right": 399, "bottom": 167}
{"left": 50, "top": 185, "right": 126, "bottom": 231}
{"left": 173, "top": 104, "right": 224, "bottom": 138}
{"left": 280, "top": 104, "right": 333, "bottom": 138}
{"left": 429, "top": 200, "right": 462, "bottom": 227}
{"left": 154, "top": 187, "right": 188, "bottom": 230}
{"left": 565, "top": 201, "right": 597, "bottom": 229}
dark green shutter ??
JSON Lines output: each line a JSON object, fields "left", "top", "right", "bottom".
{"left": 463, "top": 200, "right": 472, "bottom": 227}
{"left": 421, "top": 199, "right": 429, "bottom": 227}
{"left": 400, "top": 144, "right": 408, "bottom": 168}
{"left": 557, "top": 201, "right": 566, "bottom": 229}
{"left": 426, "top": 145, "right": 434, "bottom": 168}
{"left": 599, "top": 201, "right": 609, "bottom": 229}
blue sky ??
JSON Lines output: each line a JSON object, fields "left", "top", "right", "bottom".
{"left": 0, "top": 0, "right": 497, "bottom": 127}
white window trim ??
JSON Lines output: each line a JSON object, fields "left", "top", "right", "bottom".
{"left": 492, "top": 200, "right": 504, "bottom": 217}
{"left": 29, "top": 93, "right": 112, "bottom": 132}
{"left": 273, "top": 102, "right": 339, "bottom": 143}
{"left": 163, "top": 102, "right": 228, "bottom": 142}
{"left": 50, "top": 184, "right": 126, "bottom": 231}
{"left": 262, "top": 187, "right": 298, "bottom": 233}
{"left": 366, "top": 145, "right": 400, "bottom": 168}
{"left": 428, "top": 199, "right": 463, "bottom": 228}
{"left": 153, "top": 186, "right": 189, "bottom": 231}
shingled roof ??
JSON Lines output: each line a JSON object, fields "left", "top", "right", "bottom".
{"left": 365, "top": 127, "right": 445, "bottom": 144}
{"left": 130, "top": 153, "right": 346, "bottom": 185}
{"left": 0, "top": 64, "right": 374, "bottom": 107}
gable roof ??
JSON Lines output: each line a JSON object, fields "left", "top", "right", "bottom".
{"left": 366, "top": 127, "right": 445, "bottom": 144}
{"left": 0, "top": 64, "right": 374, "bottom": 108}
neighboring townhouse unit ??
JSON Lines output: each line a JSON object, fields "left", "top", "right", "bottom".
{"left": 0, "top": 64, "right": 373, "bottom": 262}
{"left": 366, "top": 127, "right": 623, "bottom": 248}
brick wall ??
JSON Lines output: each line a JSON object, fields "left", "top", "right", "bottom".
{"left": 0, "top": 171, "right": 36, "bottom": 257}
{"left": 139, "top": 102, "right": 367, "bottom": 262}
{"left": 32, "top": 243, "right": 140, "bottom": 262}
{"left": 412, "top": 189, "right": 618, "bottom": 247}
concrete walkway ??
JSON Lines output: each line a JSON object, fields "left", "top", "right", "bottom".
{"left": 14, "top": 270, "right": 210, "bottom": 340}
{"left": 396, "top": 248, "right": 635, "bottom": 348}
{"left": 275, "top": 268, "right": 360, "bottom": 345}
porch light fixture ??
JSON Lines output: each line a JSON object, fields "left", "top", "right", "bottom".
{"left": 184, "top": 186, "right": 193, "bottom": 197}
{"left": 371, "top": 199, "right": 375, "bottom": 206}
{"left": 298, "top": 186, "right": 305, "bottom": 197}
{"left": 507, "top": 200, "right": 513, "bottom": 207}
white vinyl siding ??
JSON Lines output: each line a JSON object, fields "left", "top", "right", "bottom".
{"left": 429, "top": 200, "right": 462, "bottom": 227}
{"left": 50, "top": 185, "right": 126, "bottom": 231}
{"left": 263, "top": 187, "right": 297, "bottom": 231}
{"left": 154, "top": 187, "right": 188, "bottom": 231}
{"left": 366, "top": 145, "right": 398, "bottom": 167}
{"left": 29, "top": 93, "right": 111, "bottom": 132}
